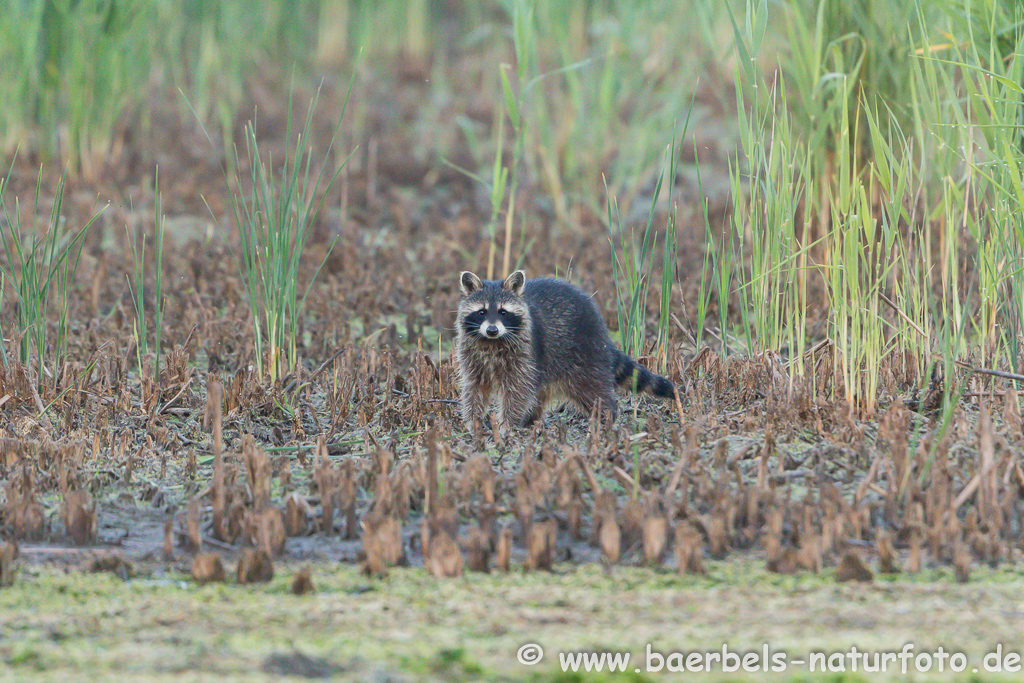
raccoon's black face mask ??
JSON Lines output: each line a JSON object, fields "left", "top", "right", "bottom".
{"left": 458, "top": 271, "right": 528, "bottom": 342}
{"left": 461, "top": 302, "right": 524, "bottom": 340}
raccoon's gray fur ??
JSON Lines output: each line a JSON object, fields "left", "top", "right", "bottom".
{"left": 455, "top": 270, "right": 675, "bottom": 436}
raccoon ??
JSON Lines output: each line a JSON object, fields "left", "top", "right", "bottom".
{"left": 455, "top": 270, "right": 675, "bottom": 436}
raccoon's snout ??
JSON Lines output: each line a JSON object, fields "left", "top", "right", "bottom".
{"left": 483, "top": 322, "right": 504, "bottom": 338}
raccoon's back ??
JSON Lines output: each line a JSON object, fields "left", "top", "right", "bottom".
{"left": 523, "top": 278, "right": 613, "bottom": 378}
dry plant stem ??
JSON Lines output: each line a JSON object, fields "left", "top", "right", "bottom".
{"left": 879, "top": 291, "right": 926, "bottom": 338}
{"left": 612, "top": 466, "right": 643, "bottom": 495}
{"left": 855, "top": 455, "right": 882, "bottom": 505}
{"left": 966, "top": 366, "right": 1024, "bottom": 384}
{"left": 953, "top": 404, "right": 998, "bottom": 512}
{"left": 936, "top": 355, "right": 1024, "bottom": 383}
{"left": 158, "top": 375, "right": 193, "bottom": 414}
{"left": 283, "top": 346, "right": 346, "bottom": 393}
{"left": 664, "top": 449, "right": 688, "bottom": 499}
{"left": 180, "top": 325, "right": 198, "bottom": 352}
{"left": 29, "top": 382, "right": 53, "bottom": 430}
{"left": 575, "top": 454, "right": 602, "bottom": 494}
{"left": 18, "top": 547, "right": 90, "bottom": 555}
{"left": 173, "top": 527, "right": 234, "bottom": 551}
{"left": 425, "top": 423, "right": 439, "bottom": 517}
{"left": 209, "top": 378, "right": 226, "bottom": 541}
{"left": 671, "top": 313, "right": 697, "bottom": 346}
{"left": 664, "top": 397, "right": 690, "bottom": 498}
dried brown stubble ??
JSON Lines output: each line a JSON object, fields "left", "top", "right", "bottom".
{"left": 61, "top": 488, "right": 97, "bottom": 546}
{"left": 361, "top": 510, "right": 405, "bottom": 576}
{"left": 494, "top": 526, "right": 513, "bottom": 572}
{"left": 0, "top": 541, "right": 19, "bottom": 587}
{"left": 237, "top": 548, "right": 275, "bottom": 584}
{"left": 876, "top": 529, "right": 898, "bottom": 574}
{"left": 291, "top": 565, "right": 315, "bottom": 595}
{"left": 424, "top": 521, "right": 463, "bottom": 579}
{"left": 3, "top": 152, "right": 1024, "bottom": 594}
{"left": 207, "top": 376, "right": 228, "bottom": 542}
{"left": 523, "top": 518, "right": 557, "bottom": 573}
{"left": 599, "top": 515, "right": 621, "bottom": 570}
{"left": 191, "top": 552, "right": 226, "bottom": 584}
{"left": 673, "top": 520, "right": 706, "bottom": 576}
{"left": 835, "top": 551, "right": 873, "bottom": 583}
{"left": 3, "top": 463, "right": 45, "bottom": 541}
{"left": 953, "top": 538, "right": 971, "bottom": 583}
{"left": 462, "top": 525, "right": 492, "bottom": 573}
{"left": 620, "top": 495, "right": 645, "bottom": 554}
{"left": 313, "top": 440, "right": 339, "bottom": 535}
{"left": 241, "top": 434, "right": 272, "bottom": 509}
{"left": 84, "top": 552, "right": 134, "bottom": 579}
{"left": 250, "top": 505, "right": 287, "bottom": 557}
{"left": 284, "top": 492, "right": 314, "bottom": 536}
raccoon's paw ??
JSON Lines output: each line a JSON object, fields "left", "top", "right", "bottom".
{"left": 522, "top": 405, "right": 544, "bottom": 426}
{"left": 495, "top": 418, "right": 529, "bottom": 445}
{"left": 461, "top": 414, "right": 492, "bottom": 442}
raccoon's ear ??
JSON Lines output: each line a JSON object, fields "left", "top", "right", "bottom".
{"left": 460, "top": 271, "right": 483, "bottom": 295}
{"left": 502, "top": 270, "right": 525, "bottom": 295}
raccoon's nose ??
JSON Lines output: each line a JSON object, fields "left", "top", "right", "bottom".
{"left": 484, "top": 325, "right": 500, "bottom": 338}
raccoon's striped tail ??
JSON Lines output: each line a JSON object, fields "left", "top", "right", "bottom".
{"left": 611, "top": 349, "right": 676, "bottom": 399}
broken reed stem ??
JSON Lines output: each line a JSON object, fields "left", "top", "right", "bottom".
{"left": 158, "top": 375, "right": 193, "bottom": 414}
{"left": 575, "top": 454, "right": 602, "bottom": 495}
{"left": 953, "top": 397, "right": 998, "bottom": 514}
{"left": 426, "top": 422, "right": 438, "bottom": 517}
{"left": 612, "top": 465, "right": 639, "bottom": 493}
{"left": 879, "top": 291, "right": 926, "bottom": 339}
{"left": 208, "top": 377, "right": 226, "bottom": 541}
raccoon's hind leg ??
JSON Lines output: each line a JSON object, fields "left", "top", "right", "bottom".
{"left": 567, "top": 375, "right": 617, "bottom": 420}
{"left": 522, "top": 387, "right": 551, "bottom": 426}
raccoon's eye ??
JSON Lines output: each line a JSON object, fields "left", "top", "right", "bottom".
{"left": 498, "top": 308, "right": 507, "bottom": 316}
{"left": 472, "top": 309, "right": 486, "bottom": 318}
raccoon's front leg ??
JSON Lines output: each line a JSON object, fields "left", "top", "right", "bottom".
{"left": 495, "top": 392, "right": 528, "bottom": 436}
{"left": 495, "top": 381, "right": 537, "bottom": 435}
{"left": 459, "top": 378, "right": 490, "bottom": 436}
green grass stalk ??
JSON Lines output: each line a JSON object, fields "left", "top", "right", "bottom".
{"left": 0, "top": 170, "right": 98, "bottom": 389}
{"left": 230, "top": 82, "right": 354, "bottom": 383}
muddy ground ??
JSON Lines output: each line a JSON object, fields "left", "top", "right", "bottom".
{"left": 1, "top": 49, "right": 1023, "bottom": 682}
